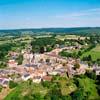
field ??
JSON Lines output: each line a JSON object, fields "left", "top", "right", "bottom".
{"left": 56, "top": 35, "right": 87, "bottom": 41}
{"left": 36, "top": 35, "right": 52, "bottom": 38}
{"left": 81, "top": 45, "right": 100, "bottom": 61}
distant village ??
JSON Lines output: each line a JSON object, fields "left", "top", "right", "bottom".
{"left": 0, "top": 44, "right": 100, "bottom": 88}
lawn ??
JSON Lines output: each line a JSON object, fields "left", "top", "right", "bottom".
{"left": 81, "top": 45, "right": 100, "bottom": 61}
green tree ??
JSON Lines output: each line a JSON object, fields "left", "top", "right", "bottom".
{"left": 85, "top": 71, "right": 97, "bottom": 80}
{"left": 72, "top": 87, "right": 85, "bottom": 100}
{"left": 74, "top": 63, "right": 80, "bottom": 70}
{"left": 9, "top": 81, "right": 18, "bottom": 89}
{"left": 0, "top": 85, "right": 2, "bottom": 92}
{"left": 16, "top": 54, "right": 23, "bottom": 65}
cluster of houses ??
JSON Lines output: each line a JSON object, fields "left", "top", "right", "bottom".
{"left": 17, "top": 48, "right": 87, "bottom": 83}
{"left": 0, "top": 69, "right": 19, "bottom": 87}
{"left": 0, "top": 45, "right": 100, "bottom": 88}
{"left": 0, "top": 78, "right": 9, "bottom": 87}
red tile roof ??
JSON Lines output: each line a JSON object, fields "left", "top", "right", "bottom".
{"left": 43, "top": 76, "right": 52, "bottom": 81}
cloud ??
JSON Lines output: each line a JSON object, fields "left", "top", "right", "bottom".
{"left": 48, "top": 8, "right": 100, "bottom": 28}
{"left": 53, "top": 8, "right": 100, "bottom": 19}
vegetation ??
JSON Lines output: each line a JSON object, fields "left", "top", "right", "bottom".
{"left": 0, "top": 30, "right": 100, "bottom": 99}
{"left": 4, "top": 74, "right": 100, "bottom": 100}
{"left": 9, "top": 81, "right": 18, "bottom": 89}
{"left": 0, "top": 85, "right": 2, "bottom": 92}
{"left": 81, "top": 45, "right": 100, "bottom": 61}
{"left": 16, "top": 54, "right": 23, "bottom": 65}
{"left": 74, "top": 63, "right": 80, "bottom": 70}
{"left": 59, "top": 50, "right": 78, "bottom": 58}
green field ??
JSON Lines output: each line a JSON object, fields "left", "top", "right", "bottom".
{"left": 56, "top": 35, "right": 87, "bottom": 41}
{"left": 81, "top": 45, "right": 100, "bottom": 61}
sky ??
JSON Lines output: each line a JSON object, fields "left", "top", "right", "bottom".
{"left": 0, "top": 0, "right": 100, "bottom": 29}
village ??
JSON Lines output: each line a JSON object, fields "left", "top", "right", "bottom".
{"left": 0, "top": 44, "right": 99, "bottom": 88}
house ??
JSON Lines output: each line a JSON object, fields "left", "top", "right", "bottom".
{"left": 75, "top": 64, "right": 86, "bottom": 75}
{"left": 33, "top": 70, "right": 47, "bottom": 77}
{"left": 2, "top": 80, "right": 9, "bottom": 87}
{"left": 48, "top": 71, "right": 59, "bottom": 75}
{"left": 42, "top": 76, "right": 52, "bottom": 81}
{"left": 0, "top": 78, "right": 3, "bottom": 85}
{"left": 0, "top": 78, "right": 9, "bottom": 87}
{"left": 22, "top": 74, "right": 31, "bottom": 81}
{"left": 54, "top": 64, "right": 63, "bottom": 70}
{"left": 9, "top": 51, "right": 19, "bottom": 59}
{"left": 34, "top": 54, "right": 41, "bottom": 64}
{"left": 33, "top": 76, "right": 41, "bottom": 83}
{"left": 94, "top": 67, "right": 100, "bottom": 75}
{"left": 8, "top": 60, "right": 18, "bottom": 67}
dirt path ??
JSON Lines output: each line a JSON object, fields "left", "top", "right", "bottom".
{"left": 0, "top": 87, "right": 12, "bottom": 100}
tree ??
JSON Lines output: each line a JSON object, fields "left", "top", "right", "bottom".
{"left": 0, "top": 85, "right": 2, "bottom": 92}
{"left": 16, "top": 54, "right": 23, "bottom": 65}
{"left": 46, "top": 58, "right": 50, "bottom": 63}
{"left": 9, "top": 81, "right": 18, "bottom": 89}
{"left": 32, "top": 93, "right": 44, "bottom": 100}
{"left": 88, "top": 55, "right": 92, "bottom": 61}
{"left": 45, "top": 88, "right": 62, "bottom": 100}
{"left": 28, "top": 79, "right": 33, "bottom": 85}
{"left": 71, "top": 87, "right": 85, "bottom": 100}
{"left": 40, "top": 46, "right": 45, "bottom": 54}
{"left": 78, "top": 51, "right": 82, "bottom": 56}
{"left": 61, "top": 95, "right": 72, "bottom": 100}
{"left": 85, "top": 71, "right": 97, "bottom": 80}
{"left": 74, "top": 63, "right": 80, "bottom": 70}
{"left": 42, "top": 81, "right": 51, "bottom": 88}
{"left": 96, "top": 59, "right": 100, "bottom": 66}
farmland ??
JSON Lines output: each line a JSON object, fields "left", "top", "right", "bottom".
{"left": 56, "top": 35, "right": 87, "bottom": 41}
{"left": 81, "top": 45, "right": 100, "bottom": 61}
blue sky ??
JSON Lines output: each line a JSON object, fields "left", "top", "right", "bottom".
{"left": 0, "top": 0, "right": 100, "bottom": 29}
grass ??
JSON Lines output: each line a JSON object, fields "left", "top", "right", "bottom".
{"left": 81, "top": 45, "right": 100, "bottom": 61}
{"left": 4, "top": 82, "right": 48, "bottom": 100}
{"left": 4, "top": 76, "right": 100, "bottom": 100}
{"left": 36, "top": 35, "right": 52, "bottom": 38}
{"left": 77, "top": 77, "right": 99, "bottom": 99}
{"left": 4, "top": 77, "right": 77, "bottom": 100}
{"left": 59, "top": 79, "right": 77, "bottom": 95}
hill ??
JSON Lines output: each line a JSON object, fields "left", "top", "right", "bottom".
{"left": 0, "top": 27, "right": 100, "bottom": 36}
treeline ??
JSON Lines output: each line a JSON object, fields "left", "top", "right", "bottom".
{"left": 31, "top": 37, "right": 65, "bottom": 53}
{"left": 0, "top": 41, "right": 25, "bottom": 68}
{"left": 59, "top": 44, "right": 96, "bottom": 59}
{"left": 0, "top": 43, "right": 14, "bottom": 60}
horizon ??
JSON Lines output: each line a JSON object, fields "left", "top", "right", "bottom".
{"left": 0, "top": 26, "right": 100, "bottom": 31}
{"left": 0, "top": 0, "right": 100, "bottom": 29}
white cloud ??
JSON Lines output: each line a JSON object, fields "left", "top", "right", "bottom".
{"left": 53, "top": 7, "right": 100, "bottom": 19}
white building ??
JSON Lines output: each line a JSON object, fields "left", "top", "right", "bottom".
{"left": 22, "top": 74, "right": 31, "bottom": 81}
{"left": 33, "top": 76, "right": 41, "bottom": 83}
{"left": 95, "top": 68, "right": 100, "bottom": 75}
{"left": 8, "top": 60, "right": 18, "bottom": 67}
